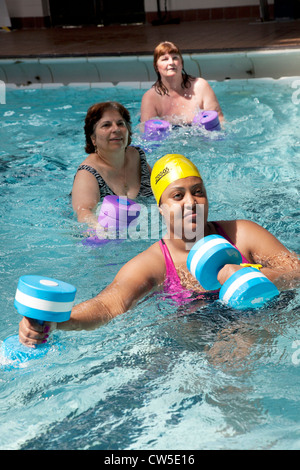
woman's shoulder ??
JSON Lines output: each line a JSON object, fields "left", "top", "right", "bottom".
{"left": 142, "top": 86, "right": 157, "bottom": 98}
{"left": 193, "top": 77, "right": 211, "bottom": 91}
{"left": 74, "top": 155, "right": 104, "bottom": 187}
{"left": 138, "top": 241, "right": 165, "bottom": 268}
{"left": 142, "top": 86, "right": 161, "bottom": 106}
{"left": 214, "top": 219, "right": 271, "bottom": 254}
{"left": 77, "top": 153, "right": 97, "bottom": 168}
{"left": 117, "top": 241, "right": 166, "bottom": 285}
{"left": 213, "top": 219, "right": 260, "bottom": 239}
{"left": 127, "top": 145, "right": 146, "bottom": 159}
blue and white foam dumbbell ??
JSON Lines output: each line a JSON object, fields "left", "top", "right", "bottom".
{"left": 2, "top": 275, "right": 76, "bottom": 362}
{"left": 187, "top": 235, "right": 279, "bottom": 309}
{"left": 219, "top": 266, "right": 279, "bottom": 309}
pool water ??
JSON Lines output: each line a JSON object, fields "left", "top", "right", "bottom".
{"left": 0, "top": 79, "right": 299, "bottom": 450}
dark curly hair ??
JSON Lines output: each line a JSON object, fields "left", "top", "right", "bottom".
{"left": 153, "top": 41, "right": 195, "bottom": 96}
{"left": 84, "top": 101, "right": 132, "bottom": 154}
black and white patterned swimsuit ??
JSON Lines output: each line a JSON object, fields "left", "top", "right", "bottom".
{"left": 76, "top": 146, "right": 152, "bottom": 198}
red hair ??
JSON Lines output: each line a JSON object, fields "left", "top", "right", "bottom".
{"left": 152, "top": 41, "right": 195, "bottom": 96}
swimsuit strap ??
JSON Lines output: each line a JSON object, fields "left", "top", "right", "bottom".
{"left": 212, "top": 221, "right": 250, "bottom": 264}
{"left": 158, "top": 239, "right": 182, "bottom": 289}
{"left": 158, "top": 238, "right": 219, "bottom": 304}
{"left": 76, "top": 164, "right": 114, "bottom": 197}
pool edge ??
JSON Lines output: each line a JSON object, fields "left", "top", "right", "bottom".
{"left": 0, "top": 49, "right": 300, "bottom": 87}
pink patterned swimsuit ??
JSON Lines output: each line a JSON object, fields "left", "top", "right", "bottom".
{"left": 158, "top": 221, "right": 249, "bottom": 304}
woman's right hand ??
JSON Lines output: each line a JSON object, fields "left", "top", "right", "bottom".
{"left": 217, "top": 264, "right": 244, "bottom": 286}
{"left": 19, "top": 317, "right": 55, "bottom": 347}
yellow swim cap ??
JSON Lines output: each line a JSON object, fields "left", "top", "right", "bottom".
{"left": 150, "top": 154, "right": 201, "bottom": 204}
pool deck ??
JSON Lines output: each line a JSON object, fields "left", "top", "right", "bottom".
{"left": 0, "top": 18, "right": 299, "bottom": 85}
{"left": 0, "top": 18, "right": 300, "bottom": 57}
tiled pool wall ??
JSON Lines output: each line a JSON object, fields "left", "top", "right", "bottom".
{"left": 0, "top": 49, "right": 300, "bottom": 88}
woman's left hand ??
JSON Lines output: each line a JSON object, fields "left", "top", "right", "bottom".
{"left": 19, "top": 317, "right": 55, "bottom": 347}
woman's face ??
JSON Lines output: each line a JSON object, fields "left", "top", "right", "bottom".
{"left": 159, "top": 176, "right": 208, "bottom": 246}
{"left": 155, "top": 52, "right": 183, "bottom": 79}
{"left": 91, "top": 109, "right": 129, "bottom": 153}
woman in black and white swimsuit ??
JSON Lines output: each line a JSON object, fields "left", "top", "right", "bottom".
{"left": 72, "top": 101, "right": 152, "bottom": 226}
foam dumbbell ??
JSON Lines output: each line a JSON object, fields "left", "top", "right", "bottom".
{"left": 192, "top": 110, "right": 221, "bottom": 131}
{"left": 98, "top": 195, "right": 141, "bottom": 231}
{"left": 83, "top": 195, "right": 141, "bottom": 246}
{"left": 187, "top": 235, "right": 279, "bottom": 309}
{"left": 2, "top": 275, "right": 76, "bottom": 362}
{"left": 144, "top": 119, "right": 171, "bottom": 141}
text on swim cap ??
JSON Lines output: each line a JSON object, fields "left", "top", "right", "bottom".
{"left": 155, "top": 166, "right": 170, "bottom": 184}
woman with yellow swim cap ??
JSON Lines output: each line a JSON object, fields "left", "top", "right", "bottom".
{"left": 19, "top": 155, "right": 299, "bottom": 344}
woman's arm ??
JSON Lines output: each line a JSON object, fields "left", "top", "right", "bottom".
{"left": 60, "top": 251, "right": 160, "bottom": 331}
{"left": 140, "top": 89, "right": 159, "bottom": 123}
{"left": 199, "top": 79, "right": 224, "bottom": 122}
{"left": 18, "top": 244, "right": 164, "bottom": 346}
{"left": 218, "top": 220, "right": 300, "bottom": 288}
{"left": 72, "top": 169, "right": 100, "bottom": 225}
{"left": 246, "top": 221, "right": 300, "bottom": 288}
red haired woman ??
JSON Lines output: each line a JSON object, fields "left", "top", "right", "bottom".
{"left": 141, "top": 41, "right": 224, "bottom": 125}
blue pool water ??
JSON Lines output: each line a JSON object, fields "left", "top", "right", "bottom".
{"left": 0, "top": 79, "right": 299, "bottom": 450}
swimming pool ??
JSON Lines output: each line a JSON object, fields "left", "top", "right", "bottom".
{"left": 0, "top": 78, "right": 299, "bottom": 450}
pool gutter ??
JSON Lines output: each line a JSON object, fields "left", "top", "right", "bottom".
{"left": 0, "top": 49, "right": 299, "bottom": 87}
